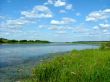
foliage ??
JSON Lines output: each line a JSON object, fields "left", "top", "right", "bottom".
{"left": 22, "top": 48, "right": 110, "bottom": 82}
{"left": 0, "top": 38, "right": 50, "bottom": 44}
{"left": 100, "top": 42, "right": 110, "bottom": 50}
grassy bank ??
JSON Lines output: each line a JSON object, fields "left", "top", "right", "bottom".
{"left": 21, "top": 44, "right": 110, "bottom": 82}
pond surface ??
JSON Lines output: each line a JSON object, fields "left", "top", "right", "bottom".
{"left": 0, "top": 43, "right": 99, "bottom": 81}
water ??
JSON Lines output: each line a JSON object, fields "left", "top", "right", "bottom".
{"left": 0, "top": 43, "right": 99, "bottom": 81}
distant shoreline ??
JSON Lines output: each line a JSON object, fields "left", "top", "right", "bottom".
{"left": 0, "top": 38, "right": 110, "bottom": 44}
{"left": 0, "top": 38, "right": 51, "bottom": 44}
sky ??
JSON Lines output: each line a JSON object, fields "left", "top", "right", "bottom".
{"left": 0, "top": 0, "right": 110, "bottom": 42}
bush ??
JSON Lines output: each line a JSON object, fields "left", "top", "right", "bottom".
{"left": 100, "top": 42, "right": 110, "bottom": 50}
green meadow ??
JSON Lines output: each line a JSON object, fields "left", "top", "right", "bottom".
{"left": 21, "top": 42, "right": 110, "bottom": 82}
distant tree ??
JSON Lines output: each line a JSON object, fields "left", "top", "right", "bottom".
{"left": 0, "top": 37, "right": 50, "bottom": 44}
{"left": 35, "top": 40, "right": 41, "bottom": 42}
{"left": 8, "top": 40, "right": 18, "bottom": 43}
{"left": 28, "top": 40, "right": 35, "bottom": 42}
{"left": 0, "top": 38, "right": 8, "bottom": 43}
{"left": 0, "top": 38, "right": 7, "bottom": 40}
{"left": 19, "top": 40, "right": 28, "bottom": 42}
{"left": 0, "top": 40, "right": 4, "bottom": 43}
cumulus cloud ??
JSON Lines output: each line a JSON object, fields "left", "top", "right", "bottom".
{"left": 0, "top": 17, "right": 32, "bottom": 28}
{"left": 21, "top": 5, "right": 53, "bottom": 18}
{"left": 48, "top": 25, "right": 59, "bottom": 30}
{"left": 92, "top": 24, "right": 110, "bottom": 35}
{"left": 45, "top": 0, "right": 66, "bottom": 7}
{"left": 0, "top": 5, "right": 53, "bottom": 29}
{"left": 99, "top": 23, "right": 110, "bottom": 29}
{"left": 73, "top": 26, "right": 90, "bottom": 33}
{"left": 47, "top": 0, "right": 53, "bottom": 4}
{"left": 7, "top": 18, "right": 28, "bottom": 26}
{"left": 50, "top": 17, "right": 76, "bottom": 25}
{"left": 103, "top": 9, "right": 110, "bottom": 13}
{"left": 51, "top": 20, "right": 62, "bottom": 25}
{"left": 65, "top": 4, "right": 73, "bottom": 10}
{"left": 45, "top": 0, "right": 73, "bottom": 10}
{"left": 86, "top": 8, "right": 110, "bottom": 22}
{"left": 54, "top": 0, "right": 66, "bottom": 7}
{"left": 45, "top": 24, "right": 74, "bottom": 33}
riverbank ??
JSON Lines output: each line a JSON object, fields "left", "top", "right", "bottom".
{"left": 22, "top": 48, "right": 110, "bottom": 82}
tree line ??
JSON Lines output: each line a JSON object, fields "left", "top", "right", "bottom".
{"left": 0, "top": 38, "right": 50, "bottom": 44}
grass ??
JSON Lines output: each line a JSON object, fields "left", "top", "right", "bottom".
{"left": 21, "top": 47, "right": 110, "bottom": 82}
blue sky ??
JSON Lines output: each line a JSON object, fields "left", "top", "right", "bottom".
{"left": 0, "top": 0, "right": 110, "bottom": 42}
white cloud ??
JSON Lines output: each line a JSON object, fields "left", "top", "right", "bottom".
{"left": 63, "top": 17, "right": 76, "bottom": 23}
{"left": 59, "top": 10, "right": 66, "bottom": 13}
{"left": 51, "top": 20, "right": 62, "bottom": 25}
{"left": 76, "top": 13, "right": 81, "bottom": 16}
{"left": 99, "top": 23, "right": 110, "bottom": 29}
{"left": 54, "top": 0, "right": 66, "bottom": 7}
{"left": 0, "top": 5, "right": 53, "bottom": 29}
{"left": 0, "top": 17, "right": 33, "bottom": 29}
{"left": 47, "top": 0, "right": 53, "bottom": 4}
{"left": 86, "top": 8, "right": 110, "bottom": 21}
{"left": 93, "top": 26, "right": 99, "bottom": 30}
{"left": 103, "top": 29, "right": 108, "bottom": 33}
{"left": 47, "top": 25, "right": 73, "bottom": 31}
{"left": 73, "top": 26, "right": 90, "bottom": 33}
{"left": 0, "top": 32, "right": 10, "bottom": 36}
{"left": 45, "top": 0, "right": 73, "bottom": 10}
{"left": 56, "top": 31, "right": 66, "bottom": 34}
{"left": 48, "top": 25, "right": 59, "bottom": 30}
{"left": 0, "top": 16, "right": 5, "bottom": 20}
{"left": 102, "top": 30, "right": 110, "bottom": 35}
{"left": 103, "top": 9, "right": 110, "bottom": 13}
{"left": 65, "top": 4, "right": 73, "bottom": 10}
{"left": 45, "top": 0, "right": 66, "bottom": 7}
{"left": 92, "top": 24, "right": 110, "bottom": 34}
{"left": 38, "top": 25, "right": 47, "bottom": 28}
{"left": 21, "top": 5, "right": 53, "bottom": 18}
{"left": 7, "top": 18, "right": 28, "bottom": 26}
{"left": 50, "top": 17, "right": 76, "bottom": 25}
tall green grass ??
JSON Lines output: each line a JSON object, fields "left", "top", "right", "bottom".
{"left": 22, "top": 48, "right": 110, "bottom": 82}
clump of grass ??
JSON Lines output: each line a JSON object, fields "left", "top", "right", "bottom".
{"left": 22, "top": 48, "right": 110, "bottom": 82}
